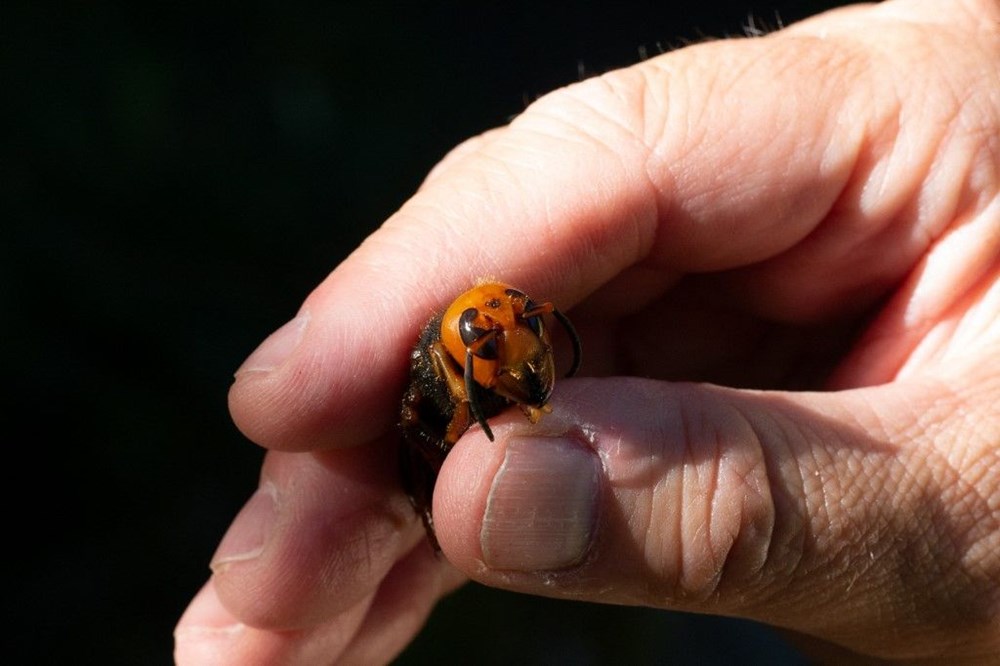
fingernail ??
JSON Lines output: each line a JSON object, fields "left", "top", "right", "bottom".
{"left": 235, "top": 311, "right": 310, "bottom": 375}
{"left": 210, "top": 483, "right": 277, "bottom": 571}
{"left": 173, "top": 581, "right": 246, "bottom": 663}
{"left": 481, "top": 436, "right": 599, "bottom": 571}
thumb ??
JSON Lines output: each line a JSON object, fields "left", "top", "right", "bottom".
{"left": 433, "top": 376, "right": 999, "bottom": 659}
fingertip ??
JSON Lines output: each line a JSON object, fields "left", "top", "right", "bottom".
{"left": 227, "top": 293, "right": 408, "bottom": 451}
{"left": 177, "top": 579, "right": 238, "bottom": 631}
{"left": 233, "top": 312, "right": 311, "bottom": 376}
{"left": 174, "top": 580, "right": 248, "bottom": 666}
{"left": 211, "top": 445, "right": 423, "bottom": 631}
{"left": 175, "top": 578, "right": 377, "bottom": 666}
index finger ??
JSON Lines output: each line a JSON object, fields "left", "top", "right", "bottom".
{"left": 229, "top": 13, "right": 882, "bottom": 451}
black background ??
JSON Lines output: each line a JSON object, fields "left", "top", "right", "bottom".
{"left": 7, "top": 1, "right": 851, "bottom": 663}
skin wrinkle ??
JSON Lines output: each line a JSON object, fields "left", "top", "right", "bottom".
{"left": 477, "top": 149, "right": 566, "bottom": 229}
{"left": 848, "top": 82, "right": 905, "bottom": 225}
{"left": 636, "top": 470, "right": 665, "bottom": 603}
{"left": 606, "top": 389, "right": 679, "bottom": 604}
{"left": 554, "top": 74, "right": 650, "bottom": 151}
{"left": 701, "top": 407, "right": 741, "bottom": 599}
{"left": 710, "top": 405, "right": 809, "bottom": 619}
{"left": 670, "top": 392, "right": 696, "bottom": 598}
{"left": 703, "top": 421, "right": 725, "bottom": 595}
{"left": 745, "top": 404, "right": 811, "bottom": 606}
{"left": 535, "top": 146, "right": 624, "bottom": 272}
{"left": 889, "top": 26, "right": 992, "bottom": 248}
{"left": 411, "top": 184, "right": 508, "bottom": 252}
{"left": 635, "top": 65, "right": 670, "bottom": 152}
{"left": 655, "top": 42, "right": 859, "bottom": 276}
{"left": 660, "top": 64, "right": 707, "bottom": 179}
{"left": 738, "top": 444, "right": 774, "bottom": 585}
{"left": 719, "top": 403, "right": 781, "bottom": 605}
{"left": 392, "top": 199, "right": 507, "bottom": 284}
{"left": 482, "top": 118, "right": 659, "bottom": 308}
{"left": 683, "top": 408, "right": 718, "bottom": 597}
{"left": 518, "top": 78, "right": 664, "bottom": 273}
{"left": 351, "top": 220, "right": 464, "bottom": 313}
{"left": 519, "top": 103, "right": 637, "bottom": 168}
{"left": 614, "top": 70, "right": 678, "bottom": 262}
{"left": 707, "top": 408, "right": 776, "bottom": 599}
{"left": 668, "top": 397, "right": 757, "bottom": 603}
{"left": 911, "top": 131, "right": 964, "bottom": 251}
{"left": 676, "top": 50, "right": 845, "bottom": 271}
{"left": 905, "top": 244, "right": 1000, "bottom": 374}
{"left": 547, "top": 126, "right": 644, "bottom": 240}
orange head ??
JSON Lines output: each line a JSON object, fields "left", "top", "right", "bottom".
{"left": 439, "top": 282, "right": 581, "bottom": 440}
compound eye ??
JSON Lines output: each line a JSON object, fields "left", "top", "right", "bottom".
{"left": 459, "top": 307, "right": 498, "bottom": 359}
{"left": 523, "top": 299, "right": 544, "bottom": 337}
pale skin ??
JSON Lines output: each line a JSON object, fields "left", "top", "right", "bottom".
{"left": 175, "top": 0, "right": 1000, "bottom": 663}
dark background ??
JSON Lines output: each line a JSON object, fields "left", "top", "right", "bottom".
{"left": 7, "top": 1, "right": 851, "bottom": 663}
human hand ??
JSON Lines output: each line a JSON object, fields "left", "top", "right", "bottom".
{"left": 175, "top": 0, "right": 1000, "bottom": 662}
